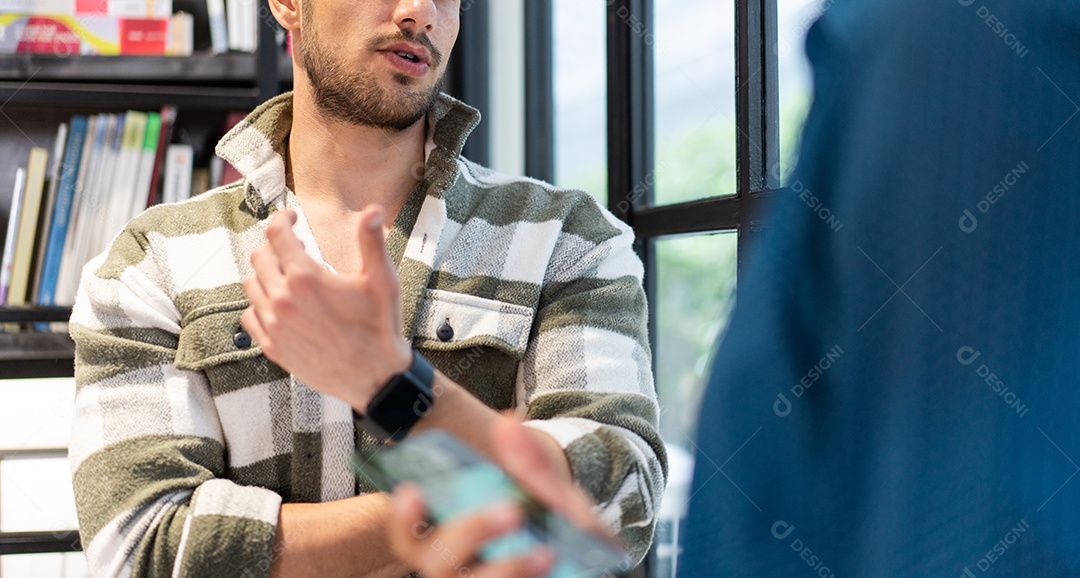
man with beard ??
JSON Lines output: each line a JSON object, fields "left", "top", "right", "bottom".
{"left": 66, "top": 1, "right": 665, "bottom": 577}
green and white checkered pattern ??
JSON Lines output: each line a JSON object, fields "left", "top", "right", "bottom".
{"left": 69, "top": 92, "right": 668, "bottom": 577}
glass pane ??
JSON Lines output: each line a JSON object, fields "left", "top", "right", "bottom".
{"left": 0, "top": 457, "right": 79, "bottom": 533}
{"left": 655, "top": 232, "right": 738, "bottom": 448}
{"left": 653, "top": 0, "right": 737, "bottom": 205}
{"left": 653, "top": 232, "right": 738, "bottom": 578}
{"left": 0, "top": 552, "right": 88, "bottom": 578}
{"left": 553, "top": 0, "right": 607, "bottom": 203}
{"left": 0, "top": 378, "right": 75, "bottom": 450}
{"left": 777, "top": 0, "right": 825, "bottom": 183}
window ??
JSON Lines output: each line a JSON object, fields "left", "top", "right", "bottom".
{"left": 552, "top": 0, "right": 608, "bottom": 202}
{"left": 544, "top": 1, "right": 824, "bottom": 575}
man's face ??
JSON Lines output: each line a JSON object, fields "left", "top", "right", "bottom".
{"left": 298, "top": 0, "right": 460, "bottom": 131}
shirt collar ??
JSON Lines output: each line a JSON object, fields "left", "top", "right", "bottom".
{"left": 214, "top": 91, "right": 482, "bottom": 215}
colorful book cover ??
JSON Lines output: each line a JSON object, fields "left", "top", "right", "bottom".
{"left": 0, "top": 14, "right": 169, "bottom": 55}
{"left": 37, "top": 115, "right": 87, "bottom": 306}
{"left": 0, "top": 0, "right": 172, "bottom": 18}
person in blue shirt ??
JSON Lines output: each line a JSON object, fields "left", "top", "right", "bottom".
{"left": 680, "top": 0, "right": 1080, "bottom": 575}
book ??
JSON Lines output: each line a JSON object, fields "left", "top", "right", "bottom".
{"left": 190, "top": 167, "right": 209, "bottom": 198}
{"left": 87, "top": 113, "right": 124, "bottom": 261}
{"left": 0, "top": 168, "right": 27, "bottom": 305}
{"left": 60, "top": 114, "right": 115, "bottom": 304}
{"left": 29, "top": 122, "right": 68, "bottom": 303}
{"left": 6, "top": 147, "right": 49, "bottom": 306}
{"left": 146, "top": 104, "right": 177, "bottom": 208}
{"left": 0, "top": 14, "right": 170, "bottom": 55}
{"left": 167, "top": 10, "right": 193, "bottom": 56}
{"left": 225, "top": 0, "right": 254, "bottom": 52}
{"left": 218, "top": 111, "right": 246, "bottom": 186}
{"left": 36, "top": 115, "right": 87, "bottom": 306}
{"left": 205, "top": 0, "right": 226, "bottom": 54}
{"left": 162, "top": 143, "right": 193, "bottom": 204}
{"left": 104, "top": 110, "right": 146, "bottom": 244}
{"left": 54, "top": 114, "right": 99, "bottom": 306}
{"left": 130, "top": 111, "right": 161, "bottom": 219}
{"left": 0, "top": 0, "right": 173, "bottom": 18}
{"left": 208, "top": 153, "right": 223, "bottom": 189}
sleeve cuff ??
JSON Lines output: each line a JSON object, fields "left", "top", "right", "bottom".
{"left": 173, "top": 479, "right": 283, "bottom": 578}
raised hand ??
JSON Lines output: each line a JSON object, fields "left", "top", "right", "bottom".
{"left": 241, "top": 206, "right": 412, "bottom": 410}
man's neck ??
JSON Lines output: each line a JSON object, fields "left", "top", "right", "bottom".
{"left": 286, "top": 85, "right": 427, "bottom": 218}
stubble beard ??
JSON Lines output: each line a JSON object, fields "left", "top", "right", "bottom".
{"left": 300, "top": 12, "right": 446, "bottom": 131}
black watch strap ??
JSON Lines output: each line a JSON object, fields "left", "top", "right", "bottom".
{"left": 353, "top": 350, "right": 435, "bottom": 443}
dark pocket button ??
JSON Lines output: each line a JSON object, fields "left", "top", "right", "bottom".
{"left": 437, "top": 320, "right": 454, "bottom": 342}
{"left": 233, "top": 331, "right": 252, "bottom": 350}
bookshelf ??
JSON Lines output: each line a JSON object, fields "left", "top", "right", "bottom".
{"left": 0, "top": 19, "right": 286, "bottom": 379}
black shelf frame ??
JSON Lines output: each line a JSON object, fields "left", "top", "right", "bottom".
{"left": 0, "top": 305, "right": 75, "bottom": 376}
{"left": 0, "top": 82, "right": 262, "bottom": 111}
{"left": 0, "top": 53, "right": 260, "bottom": 83}
{"left": 0, "top": 306, "right": 73, "bottom": 324}
{"left": 0, "top": 532, "right": 81, "bottom": 556}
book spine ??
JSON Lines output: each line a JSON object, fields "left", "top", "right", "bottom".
{"left": 37, "top": 116, "right": 87, "bottom": 306}
{"left": 88, "top": 113, "right": 124, "bottom": 260}
{"left": 206, "top": 0, "right": 226, "bottom": 54}
{"left": 146, "top": 104, "right": 177, "bottom": 208}
{"left": 105, "top": 110, "right": 145, "bottom": 244}
{"left": 131, "top": 111, "right": 161, "bottom": 219}
{"left": 0, "top": 169, "right": 27, "bottom": 305}
{"left": 54, "top": 114, "right": 99, "bottom": 306}
{"left": 7, "top": 147, "right": 49, "bottom": 306}
{"left": 162, "top": 144, "right": 193, "bottom": 205}
{"left": 29, "top": 121, "right": 68, "bottom": 303}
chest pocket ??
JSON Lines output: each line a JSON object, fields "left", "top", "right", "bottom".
{"left": 413, "top": 290, "right": 534, "bottom": 410}
{"left": 174, "top": 301, "right": 285, "bottom": 395}
{"left": 413, "top": 289, "right": 535, "bottom": 356}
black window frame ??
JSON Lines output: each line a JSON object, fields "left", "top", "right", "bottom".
{"left": 530, "top": 0, "right": 782, "bottom": 281}
{"left": 526, "top": 1, "right": 784, "bottom": 575}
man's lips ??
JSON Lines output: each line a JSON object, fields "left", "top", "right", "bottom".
{"left": 377, "top": 42, "right": 432, "bottom": 67}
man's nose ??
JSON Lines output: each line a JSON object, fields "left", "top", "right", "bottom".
{"left": 393, "top": 0, "right": 438, "bottom": 33}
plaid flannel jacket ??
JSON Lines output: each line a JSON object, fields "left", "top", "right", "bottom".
{"left": 68, "top": 92, "right": 667, "bottom": 578}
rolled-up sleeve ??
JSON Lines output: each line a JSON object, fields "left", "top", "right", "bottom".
{"left": 69, "top": 225, "right": 282, "bottom": 578}
{"left": 517, "top": 206, "right": 668, "bottom": 563}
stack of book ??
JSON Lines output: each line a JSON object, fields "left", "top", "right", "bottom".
{"left": 0, "top": 105, "right": 220, "bottom": 310}
{"left": 0, "top": 0, "right": 258, "bottom": 55}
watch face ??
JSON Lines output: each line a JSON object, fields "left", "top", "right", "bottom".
{"left": 368, "top": 375, "right": 433, "bottom": 438}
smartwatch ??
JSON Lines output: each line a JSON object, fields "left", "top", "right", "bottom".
{"left": 353, "top": 350, "right": 436, "bottom": 443}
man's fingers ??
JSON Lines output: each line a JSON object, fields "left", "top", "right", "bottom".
{"left": 391, "top": 484, "right": 534, "bottom": 578}
{"left": 357, "top": 207, "right": 396, "bottom": 286}
{"left": 240, "top": 306, "right": 271, "bottom": 352}
{"left": 469, "top": 548, "right": 555, "bottom": 578}
{"left": 249, "top": 244, "right": 284, "bottom": 291}
{"left": 492, "top": 420, "right": 606, "bottom": 534}
{"left": 265, "top": 209, "right": 308, "bottom": 269}
{"left": 389, "top": 483, "right": 432, "bottom": 561}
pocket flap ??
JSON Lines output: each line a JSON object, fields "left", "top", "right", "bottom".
{"left": 175, "top": 301, "right": 262, "bottom": 371}
{"left": 413, "top": 289, "right": 535, "bottom": 358}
